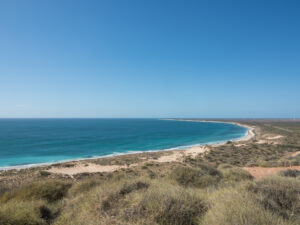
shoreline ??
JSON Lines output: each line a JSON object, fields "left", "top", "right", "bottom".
{"left": 0, "top": 120, "right": 255, "bottom": 171}
{"left": 161, "top": 119, "right": 255, "bottom": 142}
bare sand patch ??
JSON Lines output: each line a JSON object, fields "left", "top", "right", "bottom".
{"left": 256, "top": 140, "right": 267, "bottom": 144}
{"left": 244, "top": 166, "right": 300, "bottom": 179}
{"left": 266, "top": 135, "right": 284, "bottom": 140}
{"left": 253, "top": 134, "right": 284, "bottom": 145}
{"left": 153, "top": 146, "right": 209, "bottom": 163}
{"left": 153, "top": 152, "right": 182, "bottom": 163}
{"left": 48, "top": 163, "right": 128, "bottom": 175}
{"left": 290, "top": 151, "right": 300, "bottom": 157}
{"left": 184, "top": 146, "right": 208, "bottom": 157}
{"left": 262, "top": 134, "right": 284, "bottom": 139}
{"left": 235, "top": 143, "right": 247, "bottom": 147}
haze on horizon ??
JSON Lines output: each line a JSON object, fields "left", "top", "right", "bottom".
{"left": 0, "top": 0, "right": 299, "bottom": 119}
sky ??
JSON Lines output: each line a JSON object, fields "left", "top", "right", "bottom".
{"left": 0, "top": 0, "right": 299, "bottom": 118}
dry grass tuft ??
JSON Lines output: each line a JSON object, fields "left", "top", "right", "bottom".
{"left": 246, "top": 176, "right": 300, "bottom": 222}
{"left": 201, "top": 187, "right": 290, "bottom": 225}
{"left": 0, "top": 180, "right": 71, "bottom": 203}
{"left": 170, "top": 166, "right": 222, "bottom": 188}
{"left": 220, "top": 167, "right": 253, "bottom": 185}
{"left": 140, "top": 182, "right": 207, "bottom": 225}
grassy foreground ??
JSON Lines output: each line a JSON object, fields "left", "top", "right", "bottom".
{"left": 0, "top": 120, "right": 300, "bottom": 225}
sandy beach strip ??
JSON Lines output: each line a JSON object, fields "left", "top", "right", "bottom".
{"left": 46, "top": 145, "right": 210, "bottom": 175}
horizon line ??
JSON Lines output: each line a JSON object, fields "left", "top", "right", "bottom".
{"left": 0, "top": 117, "right": 299, "bottom": 120}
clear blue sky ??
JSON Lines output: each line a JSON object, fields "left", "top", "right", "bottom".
{"left": 1, "top": 0, "right": 299, "bottom": 118}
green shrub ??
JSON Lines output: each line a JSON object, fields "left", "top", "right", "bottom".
{"left": 69, "top": 179, "right": 101, "bottom": 196}
{"left": 247, "top": 176, "right": 300, "bottom": 221}
{"left": 0, "top": 180, "right": 71, "bottom": 203}
{"left": 221, "top": 167, "right": 253, "bottom": 184}
{"left": 278, "top": 169, "right": 300, "bottom": 178}
{"left": 54, "top": 178, "right": 151, "bottom": 225}
{"left": 73, "top": 172, "right": 92, "bottom": 179}
{"left": 257, "top": 156, "right": 300, "bottom": 167}
{"left": 40, "top": 171, "right": 51, "bottom": 177}
{"left": 202, "top": 187, "right": 289, "bottom": 225}
{"left": 0, "top": 183, "right": 8, "bottom": 197}
{"left": 0, "top": 200, "right": 47, "bottom": 225}
{"left": 55, "top": 178, "right": 206, "bottom": 225}
{"left": 192, "top": 162, "right": 220, "bottom": 175}
{"left": 170, "top": 166, "right": 222, "bottom": 188}
{"left": 39, "top": 205, "right": 55, "bottom": 222}
{"left": 140, "top": 184, "right": 207, "bottom": 225}
{"left": 148, "top": 169, "right": 156, "bottom": 179}
{"left": 101, "top": 181, "right": 149, "bottom": 211}
{"left": 119, "top": 181, "right": 149, "bottom": 195}
{"left": 64, "top": 163, "right": 75, "bottom": 168}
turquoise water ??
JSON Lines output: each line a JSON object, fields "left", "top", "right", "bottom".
{"left": 0, "top": 119, "right": 247, "bottom": 169}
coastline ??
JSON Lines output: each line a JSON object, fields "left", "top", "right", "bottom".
{"left": 0, "top": 120, "right": 255, "bottom": 172}
{"left": 161, "top": 119, "right": 255, "bottom": 142}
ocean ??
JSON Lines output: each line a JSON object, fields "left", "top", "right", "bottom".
{"left": 0, "top": 119, "right": 247, "bottom": 169}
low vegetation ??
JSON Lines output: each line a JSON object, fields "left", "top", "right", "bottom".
{"left": 220, "top": 167, "right": 253, "bottom": 185}
{"left": 278, "top": 169, "right": 300, "bottom": 178}
{"left": 1, "top": 172, "right": 298, "bottom": 225}
{"left": 247, "top": 176, "right": 300, "bottom": 221}
{"left": 140, "top": 183, "right": 207, "bottom": 225}
{"left": 0, "top": 180, "right": 71, "bottom": 203}
{"left": 201, "top": 187, "right": 289, "bottom": 225}
{"left": 169, "top": 165, "right": 222, "bottom": 188}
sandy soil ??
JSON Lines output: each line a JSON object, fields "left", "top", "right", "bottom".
{"left": 184, "top": 146, "right": 209, "bottom": 157}
{"left": 48, "top": 164, "right": 128, "bottom": 175}
{"left": 244, "top": 166, "right": 300, "bottom": 179}
{"left": 255, "top": 140, "right": 281, "bottom": 145}
{"left": 47, "top": 146, "right": 210, "bottom": 175}
{"left": 266, "top": 135, "right": 284, "bottom": 140}
{"left": 262, "top": 134, "right": 284, "bottom": 140}
{"left": 290, "top": 151, "right": 300, "bottom": 157}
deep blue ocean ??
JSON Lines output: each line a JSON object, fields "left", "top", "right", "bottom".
{"left": 0, "top": 119, "right": 247, "bottom": 168}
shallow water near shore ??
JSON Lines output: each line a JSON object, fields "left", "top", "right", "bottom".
{"left": 0, "top": 119, "right": 247, "bottom": 168}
